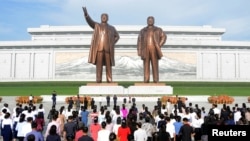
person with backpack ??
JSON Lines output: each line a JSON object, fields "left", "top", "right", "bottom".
{"left": 35, "top": 112, "right": 45, "bottom": 132}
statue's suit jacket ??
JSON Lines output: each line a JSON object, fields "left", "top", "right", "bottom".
{"left": 137, "top": 26, "right": 166, "bottom": 59}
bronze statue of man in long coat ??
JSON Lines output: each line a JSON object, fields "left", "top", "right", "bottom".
{"left": 82, "top": 7, "right": 120, "bottom": 83}
{"left": 137, "top": 16, "right": 167, "bottom": 83}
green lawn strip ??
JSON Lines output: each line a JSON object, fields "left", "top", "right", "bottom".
{"left": 0, "top": 86, "right": 78, "bottom": 96}
{"left": 0, "top": 81, "right": 250, "bottom": 96}
{"left": 173, "top": 87, "right": 250, "bottom": 96}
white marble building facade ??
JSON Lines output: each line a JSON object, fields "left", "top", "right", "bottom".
{"left": 1, "top": 25, "right": 250, "bottom": 81}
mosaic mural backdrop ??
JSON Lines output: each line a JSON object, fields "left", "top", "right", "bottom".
{"left": 55, "top": 52, "right": 197, "bottom": 81}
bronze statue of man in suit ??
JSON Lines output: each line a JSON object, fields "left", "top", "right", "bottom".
{"left": 137, "top": 16, "right": 167, "bottom": 83}
{"left": 82, "top": 7, "right": 120, "bottom": 83}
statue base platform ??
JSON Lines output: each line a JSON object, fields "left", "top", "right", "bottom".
{"left": 79, "top": 82, "right": 173, "bottom": 95}
{"left": 86, "top": 83, "right": 118, "bottom": 86}
{"left": 134, "top": 82, "right": 166, "bottom": 86}
{"left": 79, "top": 83, "right": 123, "bottom": 95}
{"left": 128, "top": 83, "right": 173, "bottom": 95}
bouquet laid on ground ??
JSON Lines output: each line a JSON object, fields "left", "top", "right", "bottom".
{"left": 15, "top": 96, "right": 43, "bottom": 104}
{"left": 161, "top": 96, "right": 187, "bottom": 105}
{"left": 65, "top": 96, "right": 92, "bottom": 104}
{"left": 207, "top": 95, "right": 234, "bottom": 104}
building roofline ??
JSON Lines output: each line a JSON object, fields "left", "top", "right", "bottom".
{"left": 27, "top": 25, "right": 226, "bottom": 35}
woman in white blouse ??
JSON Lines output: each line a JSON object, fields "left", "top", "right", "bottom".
{"left": 15, "top": 113, "right": 26, "bottom": 141}
{"left": 2, "top": 112, "right": 13, "bottom": 141}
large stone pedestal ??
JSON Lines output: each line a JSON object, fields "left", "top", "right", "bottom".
{"left": 79, "top": 82, "right": 173, "bottom": 95}
{"left": 128, "top": 83, "right": 173, "bottom": 95}
{"left": 79, "top": 83, "right": 124, "bottom": 95}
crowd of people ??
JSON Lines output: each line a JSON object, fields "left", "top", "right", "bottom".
{"left": 0, "top": 95, "right": 249, "bottom": 141}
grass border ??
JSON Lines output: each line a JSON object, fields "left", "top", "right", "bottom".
{"left": 0, "top": 81, "right": 250, "bottom": 96}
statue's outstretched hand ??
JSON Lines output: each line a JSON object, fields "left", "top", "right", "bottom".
{"left": 82, "top": 7, "right": 88, "bottom": 16}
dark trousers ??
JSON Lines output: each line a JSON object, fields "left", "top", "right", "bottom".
{"left": 175, "top": 135, "right": 182, "bottom": 141}
{"left": 52, "top": 100, "right": 56, "bottom": 106}
{"left": 147, "top": 137, "right": 152, "bottom": 141}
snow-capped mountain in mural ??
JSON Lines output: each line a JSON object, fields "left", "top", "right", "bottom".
{"left": 55, "top": 56, "right": 196, "bottom": 80}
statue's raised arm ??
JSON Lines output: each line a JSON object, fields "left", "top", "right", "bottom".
{"left": 82, "top": 7, "right": 88, "bottom": 16}
{"left": 82, "top": 7, "right": 96, "bottom": 29}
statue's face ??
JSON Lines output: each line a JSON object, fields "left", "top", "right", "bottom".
{"left": 101, "top": 14, "right": 108, "bottom": 23}
{"left": 147, "top": 16, "right": 154, "bottom": 26}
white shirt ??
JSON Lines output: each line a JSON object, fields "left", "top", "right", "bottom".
{"left": 45, "top": 120, "right": 60, "bottom": 137}
{"left": 134, "top": 128, "right": 147, "bottom": 141}
{"left": 166, "top": 122, "right": 175, "bottom": 139}
{"left": 190, "top": 112, "right": 197, "bottom": 123}
{"left": 161, "top": 109, "right": 167, "bottom": 114}
{"left": 25, "top": 112, "right": 35, "bottom": 121}
{"left": 37, "top": 108, "right": 45, "bottom": 114}
{"left": 22, "top": 122, "right": 32, "bottom": 136}
{"left": 191, "top": 118, "right": 204, "bottom": 128}
{"left": 166, "top": 102, "right": 171, "bottom": 112}
{"left": 97, "top": 129, "right": 110, "bottom": 141}
{"left": 98, "top": 114, "right": 106, "bottom": 124}
{"left": 113, "top": 124, "right": 121, "bottom": 135}
{"left": 1, "top": 107, "right": 11, "bottom": 114}
{"left": 213, "top": 108, "right": 220, "bottom": 115}
{"left": 234, "top": 111, "right": 241, "bottom": 124}
{"left": 1, "top": 118, "right": 13, "bottom": 129}
{"left": 16, "top": 121, "right": 26, "bottom": 137}
{"left": 112, "top": 113, "right": 121, "bottom": 124}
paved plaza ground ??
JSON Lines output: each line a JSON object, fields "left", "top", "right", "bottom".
{"left": 0, "top": 95, "right": 249, "bottom": 140}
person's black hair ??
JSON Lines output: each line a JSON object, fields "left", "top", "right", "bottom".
{"left": 145, "top": 116, "right": 151, "bottom": 122}
{"left": 101, "top": 121, "right": 107, "bottom": 129}
{"left": 2, "top": 108, "right": 7, "bottom": 114}
{"left": 49, "top": 125, "right": 57, "bottom": 135}
{"left": 109, "top": 132, "right": 117, "bottom": 141}
{"left": 183, "top": 117, "right": 189, "bottom": 122}
{"left": 94, "top": 116, "right": 98, "bottom": 123}
{"left": 121, "top": 119, "right": 127, "bottom": 128}
{"left": 176, "top": 116, "right": 181, "bottom": 122}
{"left": 27, "top": 117, "right": 33, "bottom": 122}
{"left": 31, "top": 121, "right": 37, "bottom": 129}
{"left": 82, "top": 126, "right": 88, "bottom": 133}
{"left": 59, "top": 106, "right": 65, "bottom": 114}
{"left": 52, "top": 114, "right": 58, "bottom": 120}
{"left": 165, "top": 116, "right": 171, "bottom": 122}
{"left": 4, "top": 103, "right": 8, "bottom": 107}
{"left": 4, "top": 112, "right": 10, "bottom": 119}
{"left": 39, "top": 104, "right": 43, "bottom": 109}
{"left": 27, "top": 134, "right": 35, "bottom": 141}
{"left": 19, "top": 114, "right": 26, "bottom": 122}
{"left": 116, "top": 117, "right": 122, "bottom": 124}
{"left": 68, "top": 115, "right": 73, "bottom": 120}
{"left": 106, "top": 116, "right": 112, "bottom": 124}
{"left": 136, "top": 122, "right": 142, "bottom": 128}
